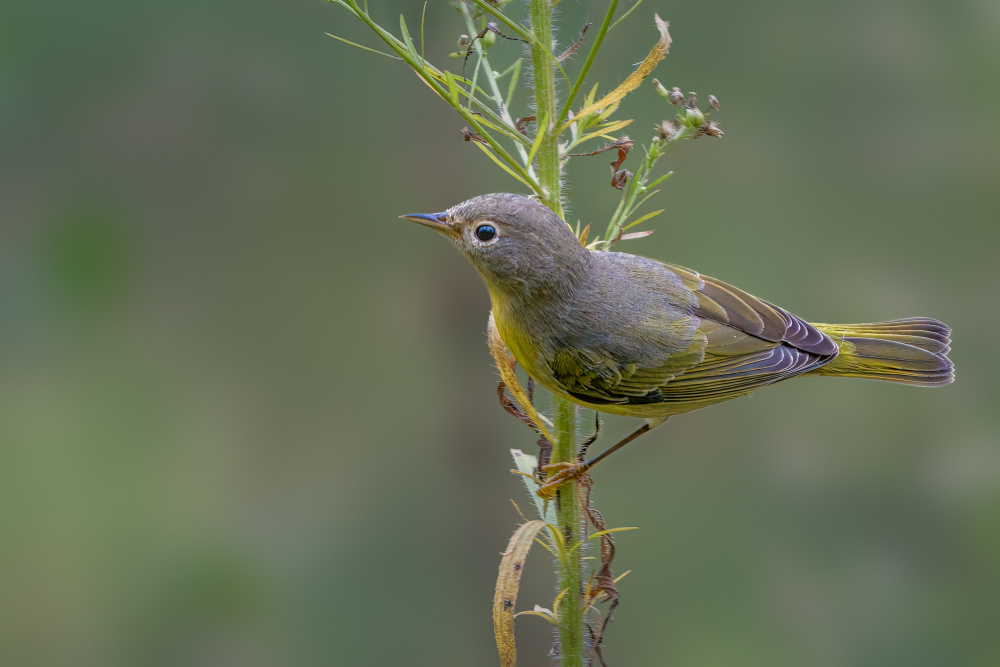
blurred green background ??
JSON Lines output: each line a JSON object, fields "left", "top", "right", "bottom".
{"left": 1, "top": 0, "right": 998, "bottom": 665}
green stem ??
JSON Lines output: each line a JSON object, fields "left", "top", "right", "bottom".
{"left": 527, "top": 4, "right": 582, "bottom": 664}
{"left": 557, "top": 0, "right": 619, "bottom": 127}
{"left": 457, "top": 2, "right": 531, "bottom": 169}
{"left": 528, "top": 0, "right": 563, "bottom": 217}
{"left": 553, "top": 397, "right": 585, "bottom": 666}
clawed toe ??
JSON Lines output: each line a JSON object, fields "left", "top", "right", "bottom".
{"left": 537, "top": 461, "right": 591, "bottom": 499}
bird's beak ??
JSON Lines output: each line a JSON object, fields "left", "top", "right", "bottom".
{"left": 399, "top": 211, "right": 458, "bottom": 239}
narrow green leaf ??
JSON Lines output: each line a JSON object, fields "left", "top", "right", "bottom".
{"left": 622, "top": 209, "right": 664, "bottom": 231}
{"left": 445, "top": 71, "right": 460, "bottom": 107}
{"left": 473, "top": 142, "right": 532, "bottom": 188}
{"left": 325, "top": 33, "right": 398, "bottom": 59}
{"left": 420, "top": 1, "right": 427, "bottom": 59}
{"left": 504, "top": 58, "right": 522, "bottom": 110}
{"left": 588, "top": 527, "right": 639, "bottom": 540}
{"left": 398, "top": 14, "right": 420, "bottom": 62}
{"left": 646, "top": 171, "right": 673, "bottom": 189}
{"left": 609, "top": 0, "right": 645, "bottom": 32}
{"left": 526, "top": 110, "right": 549, "bottom": 167}
{"left": 495, "top": 58, "right": 521, "bottom": 81}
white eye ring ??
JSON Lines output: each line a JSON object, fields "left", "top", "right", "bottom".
{"left": 472, "top": 223, "right": 499, "bottom": 245}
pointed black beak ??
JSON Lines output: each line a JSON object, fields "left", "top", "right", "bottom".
{"left": 399, "top": 211, "right": 457, "bottom": 238}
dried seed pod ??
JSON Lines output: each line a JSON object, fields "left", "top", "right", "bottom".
{"left": 668, "top": 87, "right": 684, "bottom": 106}
{"left": 708, "top": 94, "right": 720, "bottom": 110}
{"left": 696, "top": 121, "right": 724, "bottom": 138}
{"left": 656, "top": 119, "right": 680, "bottom": 141}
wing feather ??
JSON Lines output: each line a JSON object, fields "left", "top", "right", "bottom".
{"left": 545, "top": 260, "right": 839, "bottom": 409}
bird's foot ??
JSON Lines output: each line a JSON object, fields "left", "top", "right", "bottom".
{"left": 537, "top": 461, "right": 592, "bottom": 499}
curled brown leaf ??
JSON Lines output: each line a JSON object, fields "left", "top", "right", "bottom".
{"left": 493, "top": 520, "right": 547, "bottom": 667}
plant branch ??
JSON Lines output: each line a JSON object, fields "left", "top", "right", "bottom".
{"left": 457, "top": 2, "right": 532, "bottom": 170}
{"left": 528, "top": 0, "right": 563, "bottom": 217}
{"left": 557, "top": 0, "right": 618, "bottom": 128}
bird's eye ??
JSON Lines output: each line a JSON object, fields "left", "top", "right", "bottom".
{"left": 475, "top": 224, "right": 497, "bottom": 242}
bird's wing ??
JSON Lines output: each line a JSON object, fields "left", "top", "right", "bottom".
{"left": 663, "top": 263, "right": 839, "bottom": 356}
{"left": 551, "top": 263, "right": 838, "bottom": 407}
{"left": 650, "top": 264, "right": 837, "bottom": 403}
{"left": 552, "top": 332, "right": 706, "bottom": 406}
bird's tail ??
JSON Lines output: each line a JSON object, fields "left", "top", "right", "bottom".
{"left": 810, "top": 317, "right": 953, "bottom": 386}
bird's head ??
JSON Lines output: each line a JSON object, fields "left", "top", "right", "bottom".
{"left": 401, "top": 193, "right": 588, "bottom": 299}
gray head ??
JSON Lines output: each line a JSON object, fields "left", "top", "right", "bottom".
{"left": 401, "top": 193, "right": 588, "bottom": 300}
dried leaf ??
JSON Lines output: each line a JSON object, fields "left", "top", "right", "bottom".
{"left": 464, "top": 20, "right": 524, "bottom": 78}
{"left": 461, "top": 126, "right": 488, "bottom": 145}
{"left": 494, "top": 520, "right": 547, "bottom": 667}
{"left": 583, "top": 486, "right": 625, "bottom": 663}
{"left": 566, "top": 136, "right": 633, "bottom": 158}
{"left": 619, "top": 229, "right": 655, "bottom": 241}
{"left": 565, "top": 15, "right": 671, "bottom": 130}
{"left": 488, "top": 313, "right": 554, "bottom": 446}
{"left": 611, "top": 168, "right": 632, "bottom": 190}
{"left": 514, "top": 115, "right": 536, "bottom": 135}
{"left": 511, "top": 450, "right": 557, "bottom": 523}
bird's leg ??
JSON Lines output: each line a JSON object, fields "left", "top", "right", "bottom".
{"left": 535, "top": 434, "right": 553, "bottom": 471}
{"left": 537, "top": 417, "right": 668, "bottom": 498}
{"left": 576, "top": 411, "right": 601, "bottom": 460}
{"left": 585, "top": 416, "right": 667, "bottom": 469}
{"left": 496, "top": 381, "right": 538, "bottom": 430}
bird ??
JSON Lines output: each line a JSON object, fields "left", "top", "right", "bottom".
{"left": 402, "top": 193, "right": 953, "bottom": 474}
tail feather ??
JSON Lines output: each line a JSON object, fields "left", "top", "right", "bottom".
{"left": 811, "top": 318, "right": 954, "bottom": 386}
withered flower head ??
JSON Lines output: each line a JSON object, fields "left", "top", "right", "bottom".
{"left": 656, "top": 119, "right": 680, "bottom": 141}
{"left": 696, "top": 121, "right": 724, "bottom": 138}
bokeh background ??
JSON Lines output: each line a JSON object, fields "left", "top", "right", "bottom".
{"left": 2, "top": 0, "right": 998, "bottom": 665}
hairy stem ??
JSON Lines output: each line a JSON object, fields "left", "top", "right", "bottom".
{"left": 553, "top": 397, "right": 585, "bottom": 665}
{"left": 528, "top": 0, "right": 563, "bottom": 217}
{"left": 527, "top": 2, "right": 582, "bottom": 664}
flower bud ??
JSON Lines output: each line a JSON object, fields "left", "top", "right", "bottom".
{"left": 481, "top": 29, "right": 497, "bottom": 48}
{"left": 653, "top": 78, "right": 672, "bottom": 102}
{"left": 708, "top": 94, "right": 720, "bottom": 110}
{"left": 668, "top": 87, "right": 684, "bottom": 106}
{"left": 686, "top": 92, "right": 698, "bottom": 108}
{"left": 457, "top": 34, "right": 471, "bottom": 50}
{"left": 684, "top": 105, "right": 705, "bottom": 128}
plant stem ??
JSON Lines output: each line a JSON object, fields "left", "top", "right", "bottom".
{"left": 527, "top": 2, "right": 583, "bottom": 663}
{"left": 527, "top": 0, "right": 563, "bottom": 217}
{"left": 557, "top": 0, "right": 619, "bottom": 127}
{"left": 553, "top": 397, "right": 585, "bottom": 666}
{"left": 457, "top": 2, "right": 532, "bottom": 171}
